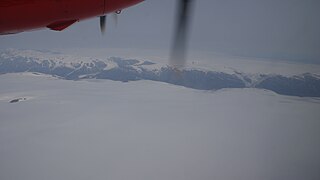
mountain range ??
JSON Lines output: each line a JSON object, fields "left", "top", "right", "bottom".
{"left": 1, "top": 49, "right": 320, "bottom": 97}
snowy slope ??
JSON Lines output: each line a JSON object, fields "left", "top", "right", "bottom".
{"left": 0, "top": 73, "right": 319, "bottom": 180}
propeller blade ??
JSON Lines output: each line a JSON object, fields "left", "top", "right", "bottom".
{"left": 170, "top": 0, "right": 194, "bottom": 69}
{"left": 113, "top": 13, "right": 118, "bottom": 27}
{"left": 100, "top": 15, "right": 106, "bottom": 34}
{"left": 113, "top": 10, "right": 122, "bottom": 27}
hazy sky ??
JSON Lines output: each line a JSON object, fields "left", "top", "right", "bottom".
{"left": 0, "top": 0, "right": 319, "bottom": 63}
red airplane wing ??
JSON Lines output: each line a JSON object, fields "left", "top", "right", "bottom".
{"left": 0, "top": 0, "right": 143, "bottom": 34}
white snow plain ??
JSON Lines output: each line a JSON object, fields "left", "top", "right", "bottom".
{"left": 0, "top": 73, "right": 320, "bottom": 180}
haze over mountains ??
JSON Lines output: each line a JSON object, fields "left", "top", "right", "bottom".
{"left": 1, "top": 49, "right": 320, "bottom": 97}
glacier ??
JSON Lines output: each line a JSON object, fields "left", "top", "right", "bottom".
{"left": 0, "top": 73, "right": 319, "bottom": 180}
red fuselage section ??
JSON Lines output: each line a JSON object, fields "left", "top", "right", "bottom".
{"left": 0, "top": 0, "right": 143, "bottom": 34}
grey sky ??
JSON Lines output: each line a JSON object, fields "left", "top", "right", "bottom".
{"left": 0, "top": 0, "right": 319, "bottom": 63}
